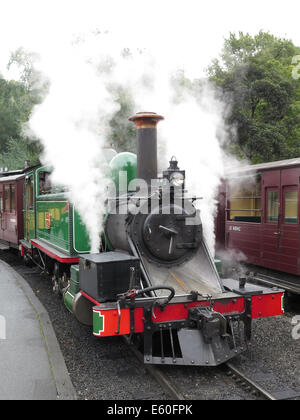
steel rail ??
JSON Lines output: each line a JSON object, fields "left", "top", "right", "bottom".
{"left": 253, "top": 273, "right": 300, "bottom": 295}
{"left": 226, "top": 362, "right": 277, "bottom": 400}
{"left": 124, "top": 339, "right": 186, "bottom": 400}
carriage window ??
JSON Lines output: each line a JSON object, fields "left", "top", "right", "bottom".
{"left": 11, "top": 185, "right": 15, "bottom": 211}
{"left": 39, "top": 171, "right": 52, "bottom": 195}
{"left": 228, "top": 175, "right": 261, "bottom": 223}
{"left": 267, "top": 191, "right": 279, "bottom": 222}
{"left": 284, "top": 190, "right": 298, "bottom": 224}
{"left": 4, "top": 185, "right": 10, "bottom": 211}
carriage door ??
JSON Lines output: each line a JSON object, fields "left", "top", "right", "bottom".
{"left": 24, "top": 174, "right": 35, "bottom": 241}
{"left": 262, "top": 168, "right": 300, "bottom": 275}
{"left": 262, "top": 170, "right": 281, "bottom": 271}
{"left": 278, "top": 168, "right": 300, "bottom": 275}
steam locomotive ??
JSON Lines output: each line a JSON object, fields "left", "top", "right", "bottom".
{"left": 0, "top": 112, "right": 284, "bottom": 366}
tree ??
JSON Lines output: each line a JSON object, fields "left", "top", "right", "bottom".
{"left": 208, "top": 31, "right": 300, "bottom": 163}
{"left": 0, "top": 77, "right": 32, "bottom": 153}
{"left": 0, "top": 48, "right": 47, "bottom": 170}
{"left": 0, "top": 137, "right": 41, "bottom": 169}
{"left": 108, "top": 85, "right": 136, "bottom": 153}
{"left": 7, "top": 47, "right": 49, "bottom": 101}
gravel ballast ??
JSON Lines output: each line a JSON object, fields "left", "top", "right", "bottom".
{"left": 1, "top": 249, "right": 299, "bottom": 400}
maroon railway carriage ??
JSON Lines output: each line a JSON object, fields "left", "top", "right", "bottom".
{"left": 216, "top": 157, "right": 300, "bottom": 277}
{"left": 0, "top": 170, "right": 25, "bottom": 248}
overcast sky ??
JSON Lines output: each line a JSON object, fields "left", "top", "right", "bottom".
{"left": 1, "top": 0, "right": 300, "bottom": 79}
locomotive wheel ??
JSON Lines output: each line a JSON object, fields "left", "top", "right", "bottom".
{"left": 23, "top": 252, "right": 34, "bottom": 267}
{"left": 52, "top": 262, "right": 60, "bottom": 295}
{"left": 59, "top": 271, "right": 69, "bottom": 295}
{"left": 52, "top": 263, "right": 69, "bottom": 295}
{"left": 52, "top": 277, "right": 59, "bottom": 294}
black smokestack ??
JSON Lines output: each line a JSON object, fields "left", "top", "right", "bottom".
{"left": 129, "top": 112, "right": 164, "bottom": 184}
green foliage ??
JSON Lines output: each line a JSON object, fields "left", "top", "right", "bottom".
{"left": 208, "top": 31, "right": 300, "bottom": 163}
{"left": 8, "top": 47, "right": 49, "bottom": 102}
{"left": 0, "top": 137, "right": 41, "bottom": 169}
{"left": 0, "top": 78, "right": 32, "bottom": 152}
{"left": 0, "top": 48, "right": 46, "bottom": 170}
{"left": 108, "top": 85, "right": 136, "bottom": 153}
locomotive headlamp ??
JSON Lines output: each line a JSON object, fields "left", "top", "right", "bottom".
{"left": 163, "top": 156, "right": 185, "bottom": 189}
{"left": 170, "top": 172, "right": 185, "bottom": 187}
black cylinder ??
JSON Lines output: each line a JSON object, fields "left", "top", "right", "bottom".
{"left": 129, "top": 112, "right": 164, "bottom": 184}
{"left": 137, "top": 127, "right": 157, "bottom": 183}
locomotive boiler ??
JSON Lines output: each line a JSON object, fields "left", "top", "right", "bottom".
{"left": 19, "top": 112, "right": 284, "bottom": 367}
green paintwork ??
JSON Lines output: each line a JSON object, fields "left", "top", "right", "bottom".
{"left": 24, "top": 153, "right": 136, "bottom": 256}
{"left": 26, "top": 210, "right": 35, "bottom": 241}
{"left": 70, "top": 265, "right": 80, "bottom": 295}
{"left": 93, "top": 310, "right": 104, "bottom": 335}
{"left": 73, "top": 207, "right": 90, "bottom": 253}
{"left": 109, "top": 152, "right": 137, "bottom": 192}
{"left": 64, "top": 265, "right": 80, "bottom": 312}
{"left": 102, "top": 152, "right": 137, "bottom": 250}
{"left": 34, "top": 166, "right": 91, "bottom": 255}
{"left": 36, "top": 198, "right": 70, "bottom": 252}
{"left": 64, "top": 289, "right": 75, "bottom": 313}
{"left": 35, "top": 195, "right": 91, "bottom": 255}
{"left": 24, "top": 172, "right": 36, "bottom": 241}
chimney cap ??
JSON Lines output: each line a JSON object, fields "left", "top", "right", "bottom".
{"left": 129, "top": 112, "right": 164, "bottom": 128}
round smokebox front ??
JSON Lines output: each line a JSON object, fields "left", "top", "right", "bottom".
{"left": 131, "top": 204, "right": 202, "bottom": 266}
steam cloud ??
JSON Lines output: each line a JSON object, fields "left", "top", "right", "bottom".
{"left": 30, "top": 44, "right": 119, "bottom": 252}
{"left": 29, "top": 32, "right": 242, "bottom": 255}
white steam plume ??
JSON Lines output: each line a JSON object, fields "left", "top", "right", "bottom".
{"left": 30, "top": 45, "right": 119, "bottom": 252}
{"left": 29, "top": 33, "right": 241, "bottom": 256}
{"left": 159, "top": 84, "right": 229, "bottom": 256}
{"left": 105, "top": 58, "right": 235, "bottom": 255}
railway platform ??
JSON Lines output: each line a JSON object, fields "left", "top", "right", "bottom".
{"left": 0, "top": 260, "right": 76, "bottom": 400}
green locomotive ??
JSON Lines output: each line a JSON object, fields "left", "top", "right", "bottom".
{"left": 21, "top": 152, "right": 137, "bottom": 288}
{"left": 18, "top": 112, "right": 284, "bottom": 367}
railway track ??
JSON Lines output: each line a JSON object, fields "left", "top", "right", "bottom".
{"left": 253, "top": 273, "right": 300, "bottom": 295}
{"left": 128, "top": 340, "right": 300, "bottom": 401}
{"left": 126, "top": 341, "right": 282, "bottom": 400}
{"left": 225, "top": 362, "right": 300, "bottom": 400}
{"left": 127, "top": 343, "right": 186, "bottom": 400}
{"left": 225, "top": 363, "right": 277, "bottom": 400}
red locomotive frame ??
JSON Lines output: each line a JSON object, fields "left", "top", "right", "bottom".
{"left": 90, "top": 291, "right": 283, "bottom": 337}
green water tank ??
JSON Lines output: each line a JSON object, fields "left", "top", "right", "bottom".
{"left": 109, "top": 152, "right": 137, "bottom": 192}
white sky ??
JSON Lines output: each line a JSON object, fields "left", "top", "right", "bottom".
{"left": 1, "top": 0, "right": 300, "bottom": 79}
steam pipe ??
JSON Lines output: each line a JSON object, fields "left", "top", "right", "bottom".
{"left": 129, "top": 112, "right": 164, "bottom": 184}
